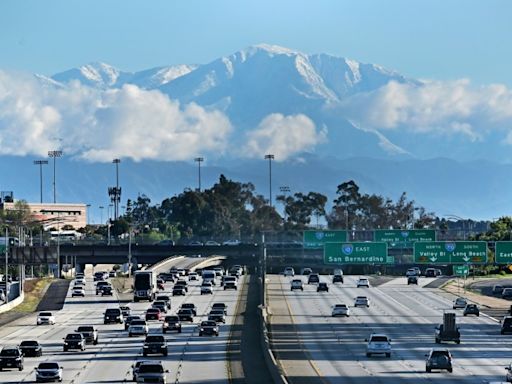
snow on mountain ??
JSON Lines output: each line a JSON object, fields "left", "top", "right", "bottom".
{"left": 52, "top": 62, "right": 129, "bottom": 88}
{"left": 127, "top": 65, "right": 198, "bottom": 89}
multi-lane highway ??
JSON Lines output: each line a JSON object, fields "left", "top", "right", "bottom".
{"left": 0, "top": 257, "right": 243, "bottom": 383}
{"left": 268, "top": 274, "right": 511, "bottom": 384}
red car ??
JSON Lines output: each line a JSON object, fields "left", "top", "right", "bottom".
{"left": 145, "top": 308, "right": 162, "bottom": 321}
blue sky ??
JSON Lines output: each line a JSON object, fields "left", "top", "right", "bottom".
{"left": 0, "top": 0, "right": 510, "bottom": 85}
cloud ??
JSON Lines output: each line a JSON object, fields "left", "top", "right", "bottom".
{"left": 336, "top": 79, "right": 512, "bottom": 143}
{"left": 242, "top": 113, "right": 326, "bottom": 160}
{"left": 0, "top": 70, "right": 232, "bottom": 161}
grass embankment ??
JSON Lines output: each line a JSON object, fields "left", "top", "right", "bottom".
{"left": 13, "top": 278, "right": 54, "bottom": 313}
{"left": 112, "top": 276, "right": 133, "bottom": 293}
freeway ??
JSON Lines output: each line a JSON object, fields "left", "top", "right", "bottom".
{"left": 268, "top": 274, "right": 511, "bottom": 384}
{"left": 0, "top": 257, "right": 243, "bottom": 383}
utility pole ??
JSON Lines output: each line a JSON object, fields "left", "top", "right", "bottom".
{"left": 264, "top": 154, "right": 274, "bottom": 207}
{"left": 194, "top": 157, "right": 204, "bottom": 192}
{"left": 33, "top": 160, "right": 48, "bottom": 203}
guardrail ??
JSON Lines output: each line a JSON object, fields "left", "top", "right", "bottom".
{"left": 260, "top": 305, "right": 288, "bottom": 384}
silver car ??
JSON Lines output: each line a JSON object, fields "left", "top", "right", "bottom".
{"left": 136, "top": 361, "right": 169, "bottom": 384}
{"left": 35, "top": 361, "right": 63, "bottom": 382}
{"left": 366, "top": 334, "right": 391, "bottom": 357}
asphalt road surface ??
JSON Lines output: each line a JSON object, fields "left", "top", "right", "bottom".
{"left": 0, "top": 257, "right": 243, "bottom": 384}
{"left": 268, "top": 274, "right": 511, "bottom": 384}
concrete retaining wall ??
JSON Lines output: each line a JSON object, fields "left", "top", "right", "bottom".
{"left": 0, "top": 290, "right": 25, "bottom": 314}
{"left": 260, "top": 306, "right": 289, "bottom": 384}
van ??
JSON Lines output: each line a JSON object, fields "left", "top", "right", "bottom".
{"left": 202, "top": 270, "right": 216, "bottom": 286}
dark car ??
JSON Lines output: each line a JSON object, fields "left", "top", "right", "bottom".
{"left": 120, "top": 306, "right": 131, "bottom": 317}
{"left": 63, "top": 333, "right": 85, "bottom": 352}
{"left": 502, "top": 316, "right": 512, "bottom": 334}
{"left": 131, "top": 360, "right": 152, "bottom": 382}
{"left": 172, "top": 286, "right": 186, "bottom": 296}
{"left": 199, "top": 320, "right": 219, "bottom": 336}
{"left": 124, "top": 315, "right": 141, "bottom": 330}
{"left": 0, "top": 347, "right": 24, "bottom": 371}
{"left": 317, "top": 282, "right": 329, "bottom": 292}
{"left": 177, "top": 308, "right": 194, "bottom": 322}
{"left": 101, "top": 285, "right": 113, "bottom": 296}
{"left": 308, "top": 273, "right": 320, "bottom": 284}
{"left": 212, "top": 303, "right": 227, "bottom": 315}
{"left": 145, "top": 308, "right": 163, "bottom": 321}
{"left": 163, "top": 315, "right": 182, "bottom": 333}
{"left": 208, "top": 310, "right": 226, "bottom": 323}
{"left": 493, "top": 284, "right": 505, "bottom": 295}
{"left": 104, "top": 308, "right": 123, "bottom": 324}
{"left": 76, "top": 326, "right": 98, "bottom": 345}
{"left": 95, "top": 281, "right": 109, "bottom": 295}
{"left": 503, "top": 288, "right": 512, "bottom": 299}
{"left": 175, "top": 280, "right": 188, "bottom": 292}
{"left": 332, "top": 275, "right": 344, "bottom": 283}
{"left": 19, "top": 340, "right": 42, "bottom": 357}
{"left": 408, "top": 276, "right": 419, "bottom": 285}
{"left": 463, "top": 304, "right": 479, "bottom": 316}
{"left": 142, "top": 335, "right": 168, "bottom": 356}
{"left": 425, "top": 348, "right": 453, "bottom": 373}
{"left": 181, "top": 303, "right": 197, "bottom": 316}
{"left": 156, "top": 295, "right": 172, "bottom": 309}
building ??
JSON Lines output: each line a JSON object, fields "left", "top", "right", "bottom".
{"left": 0, "top": 201, "right": 87, "bottom": 230}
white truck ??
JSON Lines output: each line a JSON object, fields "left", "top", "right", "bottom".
{"left": 133, "top": 271, "right": 157, "bottom": 302}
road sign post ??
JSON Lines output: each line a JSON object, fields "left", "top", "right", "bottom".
{"left": 303, "top": 230, "right": 347, "bottom": 249}
{"left": 324, "top": 242, "right": 391, "bottom": 264}
{"left": 414, "top": 241, "right": 487, "bottom": 264}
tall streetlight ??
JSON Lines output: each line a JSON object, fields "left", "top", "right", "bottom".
{"left": 194, "top": 157, "right": 204, "bottom": 192}
{"left": 48, "top": 150, "right": 63, "bottom": 204}
{"left": 109, "top": 159, "right": 121, "bottom": 221}
{"left": 279, "top": 186, "right": 290, "bottom": 222}
{"left": 264, "top": 154, "right": 274, "bottom": 207}
{"left": 33, "top": 160, "right": 48, "bottom": 203}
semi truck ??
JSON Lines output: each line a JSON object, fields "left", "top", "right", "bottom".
{"left": 435, "top": 312, "right": 460, "bottom": 344}
{"left": 133, "top": 271, "right": 157, "bottom": 302}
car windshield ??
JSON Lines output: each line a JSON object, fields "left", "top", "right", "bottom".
{"left": 165, "top": 316, "right": 179, "bottom": 321}
{"left": 182, "top": 304, "right": 194, "bottom": 308}
{"left": 335, "top": 305, "right": 346, "bottom": 308}
{"left": 131, "top": 320, "right": 146, "bottom": 326}
{"left": 157, "top": 296, "right": 170, "bottom": 301}
{"left": 39, "top": 312, "right": 52, "bottom": 317}
{"left": 39, "top": 363, "right": 59, "bottom": 370}
{"left": 20, "top": 341, "right": 38, "bottom": 346}
{"left": 77, "top": 326, "right": 94, "bottom": 332}
{"left": 0, "top": 349, "right": 19, "bottom": 356}
{"left": 106, "top": 309, "right": 120, "bottom": 314}
{"left": 147, "top": 308, "right": 159, "bottom": 313}
{"left": 371, "top": 336, "right": 389, "bottom": 342}
{"left": 146, "top": 336, "right": 164, "bottom": 342}
{"left": 357, "top": 296, "right": 367, "bottom": 300}
{"left": 66, "top": 334, "right": 82, "bottom": 340}
{"left": 139, "top": 364, "right": 164, "bottom": 374}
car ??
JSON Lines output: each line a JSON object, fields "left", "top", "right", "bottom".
{"left": 146, "top": 308, "right": 163, "bottom": 321}
{"left": 366, "top": 334, "right": 392, "bottom": 357}
{"left": 37, "top": 312, "right": 55, "bottom": 325}
{"left": 156, "top": 295, "right": 171, "bottom": 309}
{"left": 157, "top": 239, "right": 176, "bottom": 246}
{"left": 152, "top": 301, "right": 168, "bottom": 314}
{"left": 188, "top": 240, "right": 203, "bottom": 246}
{"left": 452, "top": 297, "right": 467, "bottom": 309}
{"left": 357, "top": 278, "right": 370, "bottom": 288}
{"left": 208, "top": 309, "right": 226, "bottom": 323}
{"left": 136, "top": 361, "right": 169, "bottom": 383}
{"left": 332, "top": 304, "right": 350, "bottom": 317}
{"left": 71, "top": 286, "right": 85, "bottom": 297}
{"left": 0, "top": 347, "right": 24, "bottom": 371}
{"left": 124, "top": 315, "right": 141, "bottom": 330}
{"left": 158, "top": 273, "right": 175, "bottom": 283}
{"left": 199, "top": 320, "right": 219, "bottom": 336}
{"left": 221, "top": 275, "right": 237, "bottom": 287}
{"left": 506, "top": 363, "right": 512, "bottom": 382}
{"left": 109, "top": 271, "right": 116, "bottom": 278}
{"left": 406, "top": 268, "right": 417, "bottom": 277}
{"left": 425, "top": 348, "right": 453, "bottom": 373}
{"left": 283, "top": 267, "right": 295, "bottom": 276}
{"left": 63, "top": 333, "right": 86, "bottom": 352}
{"left": 425, "top": 268, "right": 441, "bottom": 277}
{"left": 35, "top": 361, "right": 63, "bottom": 382}
{"left": 214, "top": 267, "right": 225, "bottom": 276}
{"left": 172, "top": 285, "right": 186, "bottom": 296}
{"left": 94, "top": 271, "right": 107, "bottom": 281}
{"left": 101, "top": 285, "right": 113, "bottom": 296}
{"left": 74, "top": 277, "right": 85, "bottom": 285}
{"left": 120, "top": 306, "right": 131, "bottom": 317}
{"left": 463, "top": 304, "right": 480, "bottom": 316}
{"left": 131, "top": 360, "right": 152, "bottom": 382}
{"left": 502, "top": 316, "right": 512, "bottom": 335}
{"left": 128, "top": 320, "right": 149, "bottom": 337}
{"left": 503, "top": 288, "right": 512, "bottom": 299}
{"left": 291, "top": 279, "right": 304, "bottom": 291}
{"left": 163, "top": 315, "right": 182, "bottom": 333}
{"left": 201, "top": 281, "right": 214, "bottom": 295}
{"left": 308, "top": 273, "right": 320, "bottom": 284}
{"left": 95, "top": 281, "right": 109, "bottom": 295}
{"left": 157, "top": 279, "right": 165, "bottom": 290}
{"left": 175, "top": 280, "right": 188, "bottom": 292}
{"left": 205, "top": 240, "right": 221, "bottom": 246}
{"left": 317, "top": 282, "right": 329, "bottom": 292}
{"left": 493, "top": 284, "right": 505, "bottom": 295}
{"left": 177, "top": 308, "right": 194, "bottom": 322}
{"left": 224, "top": 279, "right": 238, "bottom": 290}
{"left": 413, "top": 267, "right": 422, "bottom": 276}
{"left": 332, "top": 274, "right": 344, "bottom": 283}
{"left": 181, "top": 303, "right": 198, "bottom": 316}
{"left": 19, "top": 340, "right": 42, "bottom": 357}
{"left": 188, "top": 272, "right": 198, "bottom": 281}
{"left": 301, "top": 268, "right": 313, "bottom": 276}
{"left": 407, "top": 276, "right": 419, "bottom": 285}
{"left": 354, "top": 296, "right": 370, "bottom": 307}
{"left": 223, "top": 239, "right": 241, "bottom": 246}
{"left": 212, "top": 302, "right": 228, "bottom": 315}
{"left": 104, "top": 308, "right": 123, "bottom": 324}
{"left": 75, "top": 326, "right": 98, "bottom": 345}
{"left": 143, "top": 335, "right": 168, "bottom": 356}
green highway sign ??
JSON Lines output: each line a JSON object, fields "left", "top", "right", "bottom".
{"left": 453, "top": 265, "right": 469, "bottom": 276}
{"left": 495, "top": 242, "right": 512, "bottom": 264}
{"left": 324, "top": 242, "right": 391, "bottom": 264}
{"left": 303, "top": 230, "right": 347, "bottom": 249}
{"left": 414, "top": 241, "right": 487, "bottom": 264}
{"left": 374, "top": 229, "right": 436, "bottom": 248}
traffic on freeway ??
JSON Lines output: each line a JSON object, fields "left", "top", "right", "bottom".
{"left": 0, "top": 257, "right": 244, "bottom": 383}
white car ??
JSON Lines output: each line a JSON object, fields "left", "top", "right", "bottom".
{"left": 357, "top": 278, "right": 370, "bottom": 288}
{"left": 35, "top": 361, "right": 63, "bottom": 382}
{"left": 37, "top": 311, "right": 56, "bottom": 325}
{"left": 188, "top": 272, "right": 198, "bottom": 281}
{"left": 354, "top": 296, "right": 370, "bottom": 307}
{"left": 128, "top": 320, "right": 149, "bottom": 337}
{"left": 453, "top": 297, "right": 468, "bottom": 309}
{"left": 201, "top": 282, "right": 213, "bottom": 295}
{"left": 71, "top": 287, "right": 85, "bottom": 297}
{"left": 332, "top": 304, "right": 350, "bottom": 317}
{"left": 290, "top": 279, "right": 304, "bottom": 291}
{"left": 223, "top": 239, "right": 240, "bottom": 246}
{"left": 405, "top": 268, "right": 417, "bottom": 277}
{"left": 283, "top": 267, "right": 295, "bottom": 277}
{"left": 366, "top": 334, "right": 391, "bottom": 357}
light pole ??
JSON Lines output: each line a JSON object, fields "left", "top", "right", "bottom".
{"left": 279, "top": 186, "right": 290, "bottom": 223}
{"left": 3, "top": 227, "right": 8, "bottom": 303}
{"left": 194, "top": 157, "right": 204, "bottom": 192}
{"left": 33, "top": 160, "right": 48, "bottom": 203}
{"left": 264, "top": 154, "right": 274, "bottom": 207}
{"left": 48, "top": 150, "right": 63, "bottom": 204}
